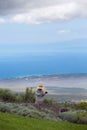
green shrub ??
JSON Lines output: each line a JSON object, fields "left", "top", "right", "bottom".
{"left": 0, "top": 88, "right": 35, "bottom": 103}
{"left": 24, "top": 87, "right": 35, "bottom": 103}
{"left": 0, "top": 89, "right": 16, "bottom": 102}
{"left": 43, "top": 98, "right": 54, "bottom": 105}
{"left": 0, "top": 102, "right": 61, "bottom": 121}
{"left": 16, "top": 93, "right": 25, "bottom": 103}
{"left": 59, "top": 110, "right": 87, "bottom": 124}
{"left": 76, "top": 102, "right": 87, "bottom": 110}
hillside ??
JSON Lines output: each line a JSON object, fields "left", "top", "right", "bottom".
{"left": 0, "top": 112, "right": 87, "bottom": 130}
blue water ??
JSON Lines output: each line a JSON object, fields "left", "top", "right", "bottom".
{"left": 0, "top": 53, "right": 87, "bottom": 79}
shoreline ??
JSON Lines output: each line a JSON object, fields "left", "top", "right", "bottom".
{"left": 0, "top": 72, "right": 87, "bottom": 80}
{"left": 0, "top": 73, "right": 87, "bottom": 89}
{"left": 0, "top": 74, "right": 87, "bottom": 102}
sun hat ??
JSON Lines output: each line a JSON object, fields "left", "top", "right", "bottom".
{"left": 37, "top": 84, "right": 44, "bottom": 89}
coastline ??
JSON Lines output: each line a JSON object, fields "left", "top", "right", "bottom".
{"left": 0, "top": 73, "right": 87, "bottom": 102}
{"left": 0, "top": 73, "right": 87, "bottom": 90}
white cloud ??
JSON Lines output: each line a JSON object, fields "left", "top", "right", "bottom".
{"left": 0, "top": 0, "right": 87, "bottom": 24}
{"left": 11, "top": 2, "right": 78, "bottom": 24}
{"left": 57, "top": 29, "right": 71, "bottom": 35}
{"left": 0, "top": 18, "right": 5, "bottom": 23}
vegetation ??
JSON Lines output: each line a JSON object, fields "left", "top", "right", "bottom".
{"left": 0, "top": 102, "right": 60, "bottom": 121}
{"left": 0, "top": 89, "right": 16, "bottom": 102}
{"left": 24, "top": 87, "right": 35, "bottom": 103}
{"left": 43, "top": 98, "right": 54, "bottom": 105}
{"left": 0, "top": 88, "right": 87, "bottom": 124}
{"left": 0, "top": 112, "right": 87, "bottom": 130}
{"left": 59, "top": 110, "right": 87, "bottom": 124}
{"left": 0, "top": 88, "right": 35, "bottom": 103}
{"left": 76, "top": 102, "right": 87, "bottom": 110}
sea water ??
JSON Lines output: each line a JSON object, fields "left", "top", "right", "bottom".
{"left": 0, "top": 53, "right": 87, "bottom": 79}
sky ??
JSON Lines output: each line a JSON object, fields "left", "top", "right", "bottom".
{"left": 0, "top": 0, "right": 87, "bottom": 77}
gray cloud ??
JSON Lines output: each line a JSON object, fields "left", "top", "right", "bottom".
{"left": 0, "top": 0, "right": 29, "bottom": 15}
{"left": 0, "top": 0, "right": 66, "bottom": 15}
{"left": 0, "top": 0, "right": 87, "bottom": 24}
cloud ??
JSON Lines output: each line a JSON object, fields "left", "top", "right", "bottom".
{"left": 11, "top": 2, "right": 78, "bottom": 24}
{"left": 0, "top": 18, "right": 5, "bottom": 23}
{"left": 0, "top": 0, "right": 87, "bottom": 24}
{"left": 0, "top": 0, "right": 65, "bottom": 15}
{"left": 57, "top": 29, "right": 71, "bottom": 35}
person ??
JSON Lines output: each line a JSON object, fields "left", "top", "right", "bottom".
{"left": 35, "top": 84, "right": 48, "bottom": 104}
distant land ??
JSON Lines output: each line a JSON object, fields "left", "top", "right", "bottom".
{"left": 0, "top": 73, "right": 87, "bottom": 103}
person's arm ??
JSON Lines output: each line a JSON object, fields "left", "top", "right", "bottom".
{"left": 45, "top": 91, "right": 48, "bottom": 94}
{"left": 41, "top": 90, "right": 48, "bottom": 96}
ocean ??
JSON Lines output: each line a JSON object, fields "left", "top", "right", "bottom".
{"left": 0, "top": 53, "right": 87, "bottom": 79}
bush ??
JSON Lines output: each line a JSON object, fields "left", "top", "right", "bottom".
{"left": 0, "top": 88, "right": 35, "bottom": 103}
{"left": 16, "top": 93, "right": 25, "bottom": 103}
{"left": 24, "top": 87, "right": 35, "bottom": 103}
{"left": 0, "top": 102, "right": 61, "bottom": 121}
{"left": 0, "top": 89, "right": 16, "bottom": 102}
{"left": 76, "top": 102, "right": 87, "bottom": 110}
{"left": 59, "top": 110, "right": 87, "bottom": 124}
{"left": 43, "top": 98, "right": 54, "bottom": 105}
